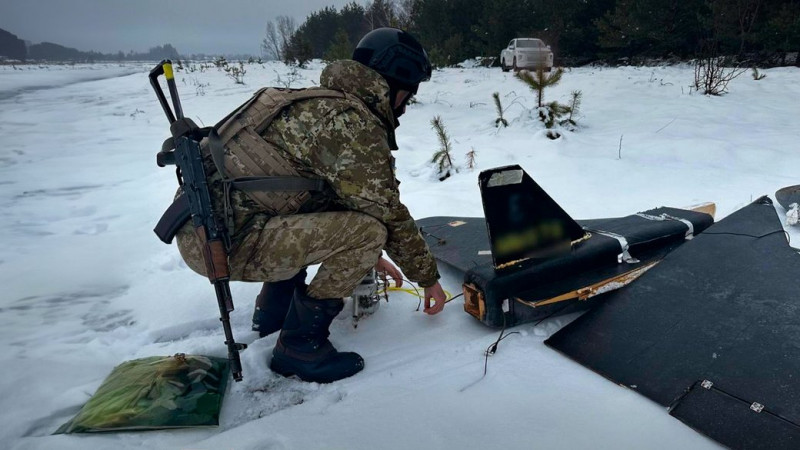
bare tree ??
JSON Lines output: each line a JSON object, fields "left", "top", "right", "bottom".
{"left": 708, "top": 0, "right": 764, "bottom": 55}
{"left": 262, "top": 22, "right": 281, "bottom": 60}
{"left": 396, "top": 0, "right": 417, "bottom": 29}
{"left": 261, "top": 16, "right": 297, "bottom": 61}
{"left": 733, "top": 0, "right": 764, "bottom": 54}
{"left": 365, "top": 0, "right": 396, "bottom": 30}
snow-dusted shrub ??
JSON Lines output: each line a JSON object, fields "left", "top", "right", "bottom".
{"left": 190, "top": 77, "right": 210, "bottom": 96}
{"left": 213, "top": 56, "right": 228, "bottom": 69}
{"left": 224, "top": 62, "right": 246, "bottom": 84}
{"left": 693, "top": 40, "right": 745, "bottom": 95}
{"left": 273, "top": 67, "right": 303, "bottom": 88}
{"left": 465, "top": 148, "right": 477, "bottom": 170}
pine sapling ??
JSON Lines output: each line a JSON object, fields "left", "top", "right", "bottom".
{"left": 465, "top": 148, "right": 477, "bottom": 170}
{"left": 561, "top": 90, "right": 583, "bottom": 127}
{"left": 213, "top": 56, "right": 228, "bottom": 69}
{"left": 516, "top": 68, "right": 564, "bottom": 108}
{"left": 430, "top": 116, "right": 456, "bottom": 181}
{"left": 492, "top": 92, "right": 508, "bottom": 127}
{"left": 539, "top": 101, "right": 571, "bottom": 129}
{"left": 516, "top": 68, "right": 575, "bottom": 130}
{"left": 751, "top": 67, "right": 767, "bottom": 80}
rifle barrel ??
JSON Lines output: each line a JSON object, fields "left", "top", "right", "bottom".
{"left": 215, "top": 280, "right": 243, "bottom": 382}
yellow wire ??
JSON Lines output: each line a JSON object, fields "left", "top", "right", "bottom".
{"left": 386, "top": 286, "right": 457, "bottom": 303}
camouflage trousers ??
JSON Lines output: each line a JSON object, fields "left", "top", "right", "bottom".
{"left": 177, "top": 211, "right": 388, "bottom": 299}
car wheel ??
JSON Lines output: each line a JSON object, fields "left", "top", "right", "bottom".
{"left": 501, "top": 58, "right": 509, "bottom": 72}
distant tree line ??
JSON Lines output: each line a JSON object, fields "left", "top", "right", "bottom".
{"left": 0, "top": 28, "right": 27, "bottom": 60}
{"left": 266, "top": 0, "right": 800, "bottom": 66}
{"left": 26, "top": 43, "right": 180, "bottom": 62}
{"left": 0, "top": 28, "right": 180, "bottom": 63}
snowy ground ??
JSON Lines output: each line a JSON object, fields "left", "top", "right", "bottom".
{"left": 1, "top": 59, "right": 798, "bottom": 450}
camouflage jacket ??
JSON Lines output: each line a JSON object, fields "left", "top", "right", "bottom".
{"left": 253, "top": 60, "right": 439, "bottom": 287}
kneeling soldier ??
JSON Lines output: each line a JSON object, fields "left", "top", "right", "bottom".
{"left": 176, "top": 28, "right": 446, "bottom": 383}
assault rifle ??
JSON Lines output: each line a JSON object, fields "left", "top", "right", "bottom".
{"left": 149, "top": 60, "right": 246, "bottom": 382}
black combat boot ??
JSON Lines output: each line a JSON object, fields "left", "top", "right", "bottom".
{"left": 270, "top": 286, "right": 364, "bottom": 383}
{"left": 252, "top": 269, "right": 307, "bottom": 338}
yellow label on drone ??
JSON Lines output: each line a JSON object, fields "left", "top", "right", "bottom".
{"left": 163, "top": 63, "right": 174, "bottom": 80}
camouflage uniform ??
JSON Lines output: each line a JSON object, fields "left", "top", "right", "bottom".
{"left": 177, "top": 60, "right": 440, "bottom": 299}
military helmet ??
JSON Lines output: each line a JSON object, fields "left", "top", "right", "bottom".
{"left": 352, "top": 27, "right": 432, "bottom": 94}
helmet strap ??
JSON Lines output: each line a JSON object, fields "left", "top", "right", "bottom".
{"left": 389, "top": 83, "right": 416, "bottom": 119}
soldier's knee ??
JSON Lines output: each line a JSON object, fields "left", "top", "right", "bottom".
{"left": 356, "top": 214, "right": 388, "bottom": 247}
{"left": 176, "top": 223, "right": 208, "bottom": 277}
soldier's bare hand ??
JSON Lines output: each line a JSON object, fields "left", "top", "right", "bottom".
{"left": 423, "top": 282, "right": 447, "bottom": 315}
{"left": 375, "top": 257, "right": 403, "bottom": 288}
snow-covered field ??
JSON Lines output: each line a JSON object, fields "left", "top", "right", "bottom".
{"left": 1, "top": 60, "right": 798, "bottom": 449}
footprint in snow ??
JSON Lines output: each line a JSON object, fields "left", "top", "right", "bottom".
{"left": 16, "top": 184, "right": 105, "bottom": 200}
{"left": 222, "top": 377, "right": 323, "bottom": 427}
{"left": 74, "top": 223, "right": 108, "bottom": 235}
{"left": 82, "top": 308, "right": 136, "bottom": 332}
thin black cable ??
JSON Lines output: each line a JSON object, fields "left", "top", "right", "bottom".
{"left": 458, "top": 313, "right": 520, "bottom": 393}
{"left": 419, "top": 224, "right": 456, "bottom": 246}
{"left": 419, "top": 222, "right": 452, "bottom": 233}
{"left": 483, "top": 302, "right": 569, "bottom": 374}
{"left": 447, "top": 293, "right": 464, "bottom": 303}
{"left": 482, "top": 302, "right": 572, "bottom": 376}
{"left": 482, "top": 312, "right": 520, "bottom": 377}
{"left": 375, "top": 268, "right": 390, "bottom": 303}
{"left": 389, "top": 276, "right": 424, "bottom": 310}
{"left": 701, "top": 229, "right": 787, "bottom": 240}
{"left": 421, "top": 230, "right": 447, "bottom": 246}
{"left": 460, "top": 302, "right": 571, "bottom": 393}
{"left": 382, "top": 275, "right": 460, "bottom": 310}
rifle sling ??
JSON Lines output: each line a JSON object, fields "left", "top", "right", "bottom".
{"left": 154, "top": 173, "right": 326, "bottom": 244}
{"left": 228, "top": 176, "right": 326, "bottom": 192}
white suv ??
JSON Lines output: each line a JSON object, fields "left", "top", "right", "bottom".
{"left": 500, "top": 38, "right": 554, "bottom": 72}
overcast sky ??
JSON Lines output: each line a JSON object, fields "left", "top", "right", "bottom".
{"left": 0, "top": 0, "right": 357, "bottom": 55}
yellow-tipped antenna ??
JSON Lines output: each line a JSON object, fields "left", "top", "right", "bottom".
{"left": 162, "top": 59, "right": 184, "bottom": 120}
{"left": 163, "top": 61, "right": 174, "bottom": 81}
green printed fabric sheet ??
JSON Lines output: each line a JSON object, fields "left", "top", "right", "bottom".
{"left": 56, "top": 354, "right": 229, "bottom": 433}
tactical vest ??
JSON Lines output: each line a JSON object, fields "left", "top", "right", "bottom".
{"left": 155, "top": 87, "right": 358, "bottom": 244}
{"left": 216, "top": 87, "right": 363, "bottom": 212}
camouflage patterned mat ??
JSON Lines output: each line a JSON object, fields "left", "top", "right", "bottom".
{"left": 55, "top": 354, "right": 229, "bottom": 433}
